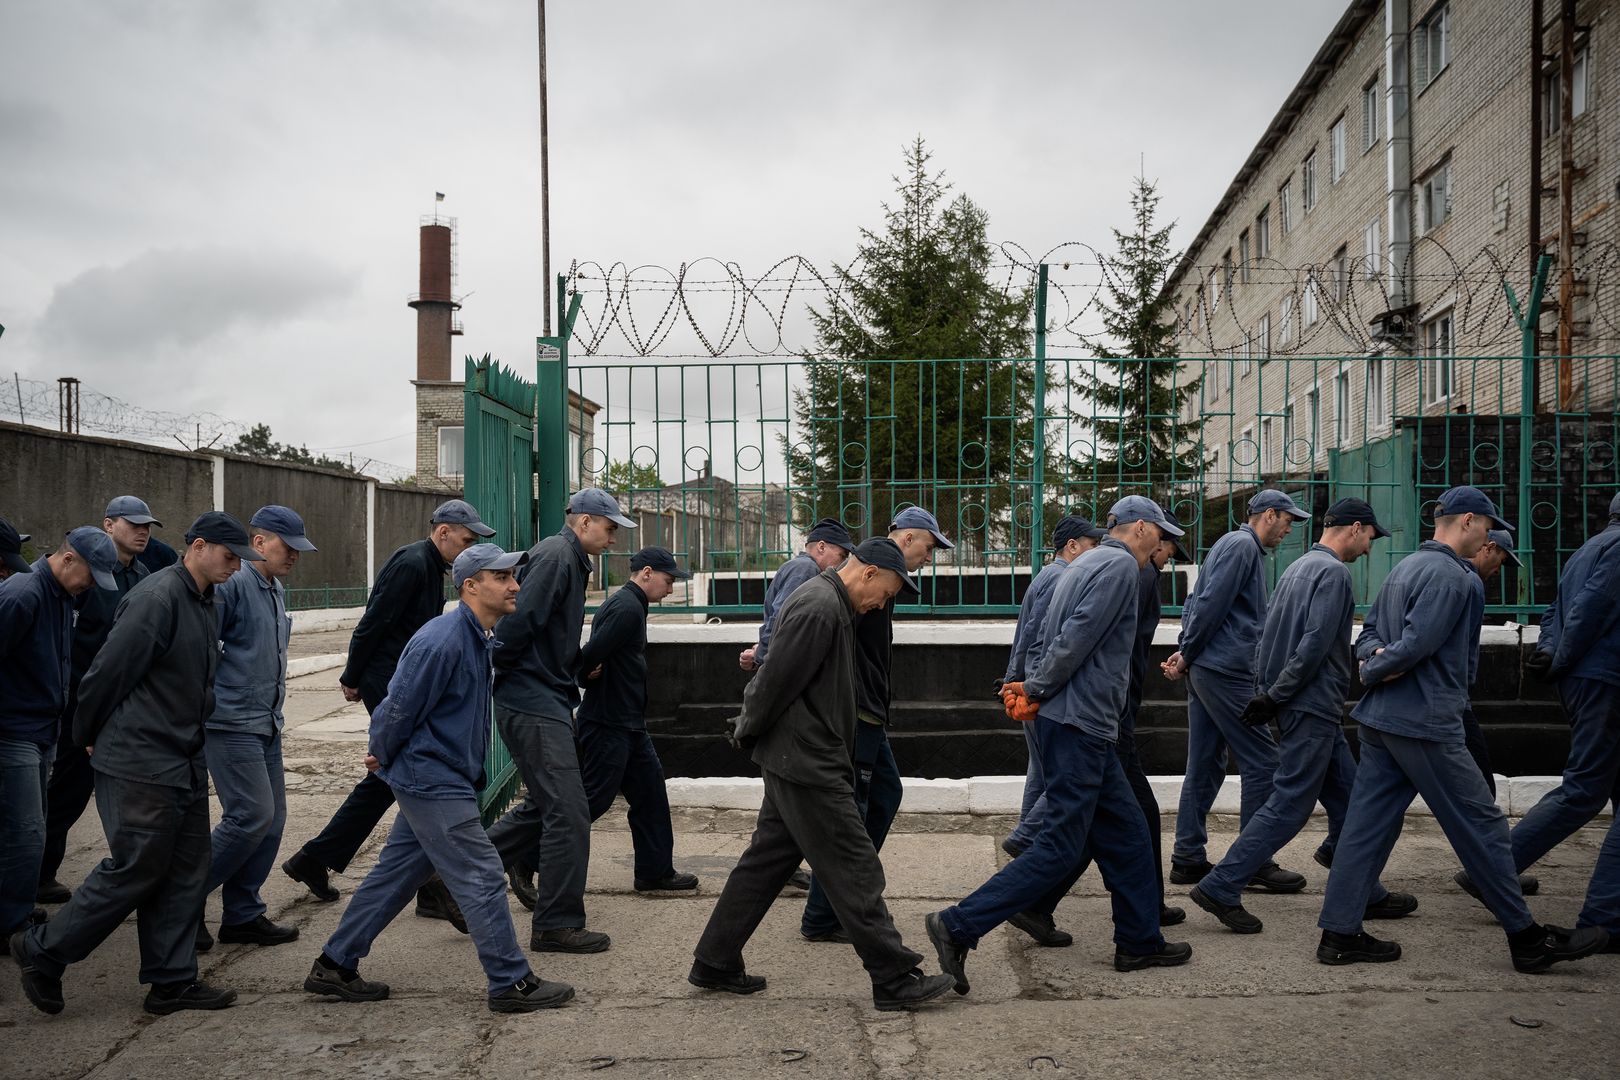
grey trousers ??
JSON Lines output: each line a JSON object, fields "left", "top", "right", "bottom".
{"left": 485, "top": 707, "right": 590, "bottom": 932}
{"left": 23, "top": 771, "right": 211, "bottom": 986}
{"left": 694, "top": 770, "right": 921, "bottom": 985}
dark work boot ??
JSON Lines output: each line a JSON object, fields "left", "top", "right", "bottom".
{"left": 1317, "top": 929, "right": 1401, "bottom": 965}
{"left": 506, "top": 861, "right": 538, "bottom": 911}
{"left": 415, "top": 877, "right": 468, "bottom": 934}
{"left": 872, "top": 968, "right": 954, "bottom": 1011}
{"left": 1007, "top": 911, "right": 1072, "bottom": 948}
{"left": 1169, "top": 860, "right": 1212, "bottom": 885}
{"left": 1245, "top": 863, "right": 1306, "bottom": 894}
{"left": 924, "top": 911, "right": 970, "bottom": 994}
{"left": 282, "top": 850, "right": 339, "bottom": 902}
{"left": 304, "top": 954, "right": 390, "bottom": 1002}
{"left": 219, "top": 914, "right": 300, "bottom": 946}
{"left": 688, "top": 959, "right": 766, "bottom": 995}
{"left": 1509, "top": 923, "right": 1608, "bottom": 973}
{"left": 1189, "top": 885, "right": 1263, "bottom": 934}
{"left": 1363, "top": 892, "right": 1419, "bottom": 920}
{"left": 489, "top": 974, "right": 575, "bottom": 1012}
{"left": 143, "top": 981, "right": 238, "bottom": 1015}
{"left": 1114, "top": 940, "right": 1193, "bottom": 972}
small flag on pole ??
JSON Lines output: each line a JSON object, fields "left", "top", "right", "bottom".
{"left": 435, "top": 192, "right": 445, "bottom": 202}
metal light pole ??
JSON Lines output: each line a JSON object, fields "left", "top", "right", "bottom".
{"left": 538, "top": 0, "right": 552, "bottom": 337}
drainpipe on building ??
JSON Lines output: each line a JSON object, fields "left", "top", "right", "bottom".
{"left": 1383, "top": 0, "right": 1413, "bottom": 315}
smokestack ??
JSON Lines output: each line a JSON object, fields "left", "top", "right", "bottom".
{"left": 409, "top": 221, "right": 461, "bottom": 381}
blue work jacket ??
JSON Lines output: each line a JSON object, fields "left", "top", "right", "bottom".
{"left": 755, "top": 552, "right": 820, "bottom": 667}
{"left": 0, "top": 557, "right": 75, "bottom": 746}
{"left": 1256, "top": 544, "right": 1354, "bottom": 723}
{"left": 1023, "top": 539, "right": 1141, "bottom": 742}
{"left": 1178, "top": 525, "right": 1269, "bottom": 677}
{"left": 1537, "top": 520, "right": 1620, "bottom": 687}
{"left": 209, "top": 564, "right": 292, "bottom": 735}
{"left": 1003, "top": 555, "right": 1071, "bottom": 685}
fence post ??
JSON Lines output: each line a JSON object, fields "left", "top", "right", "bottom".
{"left": 1031, "top": 263, "right": 1048, "bottom": 582}
{"left": 1507, "top": 253, "right": 1552, "bottom": 611}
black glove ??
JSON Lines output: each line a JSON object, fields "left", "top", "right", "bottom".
{"left": 1239, "top": 693, "right": 1280, "bottom": 726}
{"left": 1524, "top": 650, "right": 1555, "bottom": 682}
{"left": 992, "top": 678, "right": 1005, "bottom": 697}
{"left": 724, "top": 714, "right": 755, "bottom": 752}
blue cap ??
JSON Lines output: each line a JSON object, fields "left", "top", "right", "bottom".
{"left": 566, "top": 488, "right": 637, "bottom": 530}
{"left": 1434, "top": 486, "right": 1511, "bottom": 531}
{"left": 1106, "top": 496, "right": 1185, "bottom": 537}
{"left": 804, "top": 517, "right": 854, "bottom": 552}
{"left": 249, "top": 505, "right": 318, "bottom": 552}
{"left": 1485, "top": 529, "right": 1521, "bottom": 566}
{"left": 1323, "top": 497, "right": 1391, "bottom": 539}
{"left": 630, "top": 546, "right": 692, "bottom": 580}
{"left": 1164, "top": 513, "right": 1194, "bottom": 563}
{"left": 64, "top": 526, "right": 121, "bottom": 590}
{"left": 452, "top": 543, "right": 529, "bottom": 589}
{"left": 1248, "top": 489, "right": 1311, "bottom": 520}
{"left": 1610, "top": 491, "right": 1620, "bottom": 517}
{"left": 104, "top": 495, "right": 161, "bottom": 527}
{"left": 852, "top": 537, "right": 920, "bottom": 595}
{"left": 1052, "top": 516, "right": 1107, "bottom": 548}
{"left": 0, "top": 515, "right": 30, "bottom": 575}
{"left": 889, "top": 507, "right": 953, "bottom": 550}
{"left": 432, "top": 499, "right": 497, "bottom": 537}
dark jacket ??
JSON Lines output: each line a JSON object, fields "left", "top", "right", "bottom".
{"left": 70, "top": 555, "right": 149, "bottom": 687}
{"left": 341, "top": 538, "right": 449, "bottom": 694}
{"left": 1124, "top": 561, "right": 1162, "bottom": 724}
{"left": 1352, "top": 540, "right": 1477, "bottom": 741}
{"left": 0, "top": 557, "right": 75, "bottom": 746}
{"left": 1256, "top": 544, "right": 1355, "bottom": 723}
{"left": 736, "top": 569, "right": 860, "bottom": 791}
{"left": 1178, "top": 524, "right": 1269, "bottom": 677}
{"left": 209, "top": 564, "right": 292, "bottom": 734}
{"left": 1537, "top": 520, "right": 1620, "bottom": 686}
{"left": 853, "top": 598, "right": 895, "bottom": 724}
{"left": 576, "top": 581, "right": 650, "bottom": 730}
{"left": 76, "top": 563, "right": 219, "bottom": 789}
{"left": 754, "top": 552, "right": 820, "bottom": 666}
{"left": 1023, "top": 538, "right": 1142, "bottom": 742}
{"left": 370, "top": 602, "right": 495, "bottom": 799}
{"left": 493, "top": 528, "right": 591, "bottom": 720}
{"left": 1004, "top": 555, "right": 1072, "bottom": 684}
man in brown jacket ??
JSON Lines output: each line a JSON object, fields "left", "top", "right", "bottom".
{"left": 689, "top": 538, "right": 954, "bottom": 1012}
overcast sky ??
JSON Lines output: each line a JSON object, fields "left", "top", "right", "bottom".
{"left": 1, "top": 0, "right": 1347, "bottom": 476}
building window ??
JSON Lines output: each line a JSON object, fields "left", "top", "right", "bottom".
{"left": 1209, "top": 357, "right": 1222, "bottom": 403}
{"left": 568, "top": 430, "right": 582, "bottom": 487}
{"left": 1210, "top": 268, "right": 1222, "bottom": 313}
{"left": 1280, "top": 295, "right": 1295, "bottom": 347}
{"left": 1423, "top": 310, "right": 1455, "bottom": 405}
{"left": 1334, "top": 370, "right": 1351, "bottom": 446}
{"left": 1239, "top": 229, "right": 1251, "bottom": 283}
{"left": 1261, "top": 417, "right": 1275, "bottom": 474}
{"left": 1362, "top": 78, "right": 1379, "bottom": 151}
{"left": 1363, "top": 218, "right": 1382, "bottom": 280}
{"left": 1223, "top": 249, "right": 1235, "bottom": 298}
{"left": 1241, "top": 424, "right": 1256, "bottom": 477}
{"left": 1241, "top": 336, "right": 1254, "bottom": 376}
{"left": 1416, "top": 2, "right": 1451, "bottom": 91}
{"left": 437, "top": 425, "right": 465, "bottom": 479}
{"left": 1419, "top": 157, "right": 1451, "bottom": 234}
{"left": 1305, "top": 386, "right": 1321, "bottom": 462}
{"left": 1330, "top": 116, "right": 1347, "bottom": 183}
{"left": 1278, "top": 181, "right": 1292, "bottom": 235}
{"left": 1302, "top": 151, "right": 1317, "bottom": 213}
{"left": 1368, "top": 355, "right": 1390, "bottom": 431}
{"left": 1258, "top": 313, "right": 1272, "bottom": 359}
{"left": 1303, "top": 273, "right": 1320, "bottom": 327}
{"left": 1333, "top": 246, "right": 1349, "bottom": 302}
{"left": 1256, "top": 205, "right": 1271, "bottom": 258}
{"left": 1543, "top": 44, "right": 1590, "bottom": 133}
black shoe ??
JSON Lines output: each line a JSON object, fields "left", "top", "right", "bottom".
{"left": 11, "top": 931, "right": 64, "bottom": 1015}
{"left": 532, "top": 927, "right": 611, "bottom": 953}
{"left": 220, "top": 915, "right": 300, "bottom": 946}
{"left": 1312, "top": 844, "right": 1333, "bottom": 870}
{"left": 304, "top": 956, "right": 390, "bottom": 1002}
{"left": 143, "top": 980, "right": 238, "bottom": 1015}
{"left": 1160, "top": 904, "right": 1187, "bottom": 927}
{"left": 688, "top": 959, "right": 766, "bottom": 995}
{"left": 1001, "top": 838, "right": 1025, "bottom": 858}
{"left": 195, "top": 921, "right": 214, "bottom": 953}
{"left": 1317, "top": 929, "right": 1401, "bottom": 965}
{"left": 415, "top": 878, "right": 468, "bottom": 934}
{"left": 1520, "top": 874, "right": 1541, "bottom": 896}
{"left": 1114, "top": 940, "right": 1193, "bottom": 972}
{"left": 924, "top": 911, "right": 969, "bottom": 995}
{"left": 1246, "top": 863, "right": 1307, "bottom": 894}
{"left": 490, "top": 974, "right": 575, "bottom": 1012}
{"left": 800, "top": 927, "right": 851, "bottom": 944}
{"left": 872, "top": 968, "right": 955, "bottom": 1011}
{"left": 506, "top": 861, "right": 538, "bottom": 911}
{"left": 1169, "top": 860, "right": 1212, "bottom": 885}
{"left": 1364, "top": 892, "right": 1419, "bottom": 920}
{"left": 783, "top": 868, "right": 811, "bottom": 894}
{"left": 282, "top": 850, "right": 339, "bottom": 902}
{"left": 1510, "top": 923, "right": 1609, "bottom": 973}
{"left": 35, "top": 879, "right": 71, "bottom": 905}
{"left": 634, "top": 872, "right": 699, "bottom": 892}
{"left": 1454, "top": 869, "right": 1541, "bottom": 904}
{"left": 1007, "top": 911, "right": 1072, "bottom": 948}
{"left": 1189, "top": 885, "right": 1263, "bottom": 934}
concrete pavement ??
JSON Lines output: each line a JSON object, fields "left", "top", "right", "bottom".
{"left": 6, "top": 665, "right": 1617, "bottom": 1079}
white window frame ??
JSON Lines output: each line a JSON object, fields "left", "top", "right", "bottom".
{"left": 1305, "top": 383, "right": 1321, "bottom": 465}
{"left": 1256, "top": 205, "right": 1271, "bottom": 258}
{"left": 1422, "top": 309, "right": 1456, "bottom": 406}
{"left": 1419, "top": 157, "right": 1451, "bottom": 234}
{"left": 1302, "top": 151, "right": 1317, "bottom": 213}
{"left": 1241, "top": 423, "right": 1257, "bottom": 478}
{"left": 1209, "top": 357, "right": 1222, "bottom": 403}
{"left": 1258, "top": 313, "right": 1272, "bottom": 359}
{"left": 1363, "top": 218, "right": 1382, "bottom": 281}
{"left": 437, "top": 425, "right": 465, "bottom": 479}
{"left": 1362, "top": 78, "right": 1379, "bottom": 152}
{"left": 1543, "top": 43, "right": 1591, "bottom": 132}
{"left": 1280, "top": 295, "right": 1295, "bottom": 347}
{"left": 1334, "top": 370, "right": 1351, "bottom": 447}
{"left": 1416, "top": 3, "right": 1451, "bottom": 91}
{"left": 1278, "top": 181, "right": 1292, "bottom": 235}
{"left": 1333, "top": 246, "right": 1349, "bottom": 302}
{"left": 1261, "top": 416, "right": 1275, "bottom": 474}
{"left": 1223, "top": 250, "right": 1234, "bottom": 298}
{"left": 1241, "top": 336, "right": 1254, "bottom": 376}
{"left": 1210, "top": 268, "right": 1222, "bottom": 313}
{"left": 568, "top": 429, "right": 583, "bottom": 486}
{"left": 1239, "top": 229, "right": 1251, "bottom": 283}
{"left": 1330, "top": 116, "right": 1347, "bottom": 183}
{"left": 1368, "top": 355, "right": 1391, "bottom": 433}
{"left": 1304, "top": 273, "right": 1320, "bottom": 327}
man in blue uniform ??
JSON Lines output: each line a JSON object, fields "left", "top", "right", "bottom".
{"left": 739, "top": 518, "right": 854, "bottom": 672}
{"left": 1315, "top": 487, "right": 1607, "bottom": 972}
{"left": 0, "top": 528, "right": 118, "bottom": 943}
{"left": 1190, "top": 498, "right": 1415, "bottom": 934}
{"left": 999, "top": 515, "right": 1106, "bottom": 857}
{"left": 0, "top": 514, "right": 31, "bottom": 580}
{"left": 576, "top": 546, "right": 697, "bottom": 893}
{"left": 1163, "top": 489, "right": 1311, "bottom": 891}
{"left": 926, "top": 498, "right": 1193, "bottom": 991}
{"left": 305, "top": 544, "right": 574, "bottom": 1013}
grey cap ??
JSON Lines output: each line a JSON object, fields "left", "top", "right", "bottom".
{"left": 104, "top": 495, "right": 161, "bottom": 527}
{"left": 1486, "top": 529, "right": 1522, "bottom": 567}
{"left": 1106, "top": 496, "right": 1186, "bottom": 537}
{"left": 432, "top": 499, "right": 497, "bottom": 537}
{"left": 1434, "top": 486, "right": 1511, "bottom": 531}
{"left": 630, "top": 546, "right": 692, "bottom": 580}
{"left": 64, "top": 526, "right": 121, "bottom": 590}
{"left": 1248, "top": 489, "right": 1311, "bottom": 520}
{"left": 567, "top": 488, "right": 637, "bottom": 530}
{"left": 852, "top": 537, "right": 920, "bottom": 595}
{"left": 889, "top": 506, "right": 954, "bottom": 550}
{"left": 452, "top": 543, "right": 529, "bottom": 589}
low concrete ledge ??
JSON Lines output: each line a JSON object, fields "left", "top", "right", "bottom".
{"left": 664, "top": 774, "right": 1593, "bottom": 820}
{"left": 287, "top": 652, "right": 347, "bottom": 679}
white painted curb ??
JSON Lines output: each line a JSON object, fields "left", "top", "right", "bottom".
{"left": 288, "top": 653, "right": 347, "bottom": 679}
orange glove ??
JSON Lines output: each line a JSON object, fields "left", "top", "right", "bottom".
{"left": 1000, "top": 681, "right": 1025, "bottom": 719}
{"left": 1006, "top": 692, "right": 1040, "bottom": 724}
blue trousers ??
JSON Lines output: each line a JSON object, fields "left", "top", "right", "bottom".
{"left": 580, "top": 723, "right": 676, "bottom": 881}
{"left": 802, "top": 722, "right": 903, "bottom": 936}
{"left": 0, "top": 736, "right": 50, "bottom": 934}
{"left": 940, "top": 718, "right": 1163, "bottom": 954}
{"left": 1577, "top": 810, "right": 1620, "bottom": 935}
{"left": 203, "top": 729, "right": 286, "bottom": 925}
{"left": 1200, "top": 711, "right": 1383, "bottom": 906}
{"left": 1007, "top": 725, "right": 1046, "bottom": 851}
{"left": 323, "top": 789, "right": 530, "bottom": 993}
{"left": 1510, "top": 676, "right": 1620, "bottom": 871}
{"left": 1319, "top": 727, "right": 1532, "bottom": 935}
{"left": 1173, "top": 664, "right": 1279, "bottom": 869}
